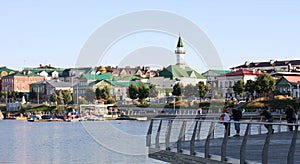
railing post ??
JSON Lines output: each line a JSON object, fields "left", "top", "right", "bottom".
{"left": 190, "top": 121, "right": 198, "bottom": 155}
{"left": 183, "top": 120, "right": 186, "bottom": 142}
{"left": 155, "top": 120, "right": 162, "bottom": 149}
{"left": 196, "top": 121, "right": 202, "bottom": 140}
{"left": 278, "top": 115, "right": 282, "bottom": 133}
{"left": 258, "top": 117, "right": 263, "bottom": 134}
{"left": 146, "top": 119, "right": 153, "bottom": 147}
{"left": 287, "top": 125, "right": 298, "bottom": 164}
{"left": 221, "top": 122, "right": 230, "bottom": 162}
{"left": 240, "top": 123, "right": 251, "bottom": 164}
{"left": 262, "top": 123, "right": 272, "bottom": 164}
{"left": 177, "top": 120, "right": 186, "bottom": 153}
{"left": 165, "top": 119, "right": 173, "bottom": 151}
{"left": 205, "top": 122, "right": 216, "bottom": 158}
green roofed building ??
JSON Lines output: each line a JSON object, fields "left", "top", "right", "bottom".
{"left": 149, "top": 36, "right": 206, "bottom": 91}
{"left": 202, "top": 69, "right": 231, "bottom": 96}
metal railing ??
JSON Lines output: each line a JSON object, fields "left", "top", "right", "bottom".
{"left": 146, "top": 117, "right": 299, "bottom": 164}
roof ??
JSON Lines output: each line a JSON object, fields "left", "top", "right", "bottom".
{"left": 232, "top": 59, "right": 300, "bottom": 69}
{"left": 113, "top": 75, "right": 141, "bottom": 81}
{"left": 83, "top": 73, "right": 112, "bottom": 80}
{"left": 282, "top": 76, "right": 300, "bottom": 85}
{"left": 3, "top": 71, "right": 45, "bottom": 78}
{"left": 177, "top": 36, "right": 184, "bottom": 47}
{"left": 46, "top": 80, "right": 73, "bottom": 88}
{"left": 0, "top": 67, "right": 17, "bottom": 77}
{"left": 202, "top": 69, "right": 231, "bottom": 76}
{"left": 220, "top": 69, "right": 261, "bottom": 77}
{"left": 159, "top": 65, "right": 205, "bottom": 79}
{"left": 89, "top": 79, "right": 150, "bottom": 87}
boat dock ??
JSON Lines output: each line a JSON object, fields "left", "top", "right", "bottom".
{"left": 146, "top": 118, "right": 300, "bottom": 164}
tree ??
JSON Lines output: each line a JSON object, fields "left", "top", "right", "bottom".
{"left": 198, "top": 81, "right": 209, "bottom": 101}
{"left": 128, "top": 84, "right": 138, "bottom": 100}
{"left": 245, "top": 80, "right": 256, "bottom": 99}
{"left": 95, "top": 87, "right": 101, "bottom": 99}
{"left": 100, "top": 86, "right": 110, "bottom": 100}
{"left": 78, "top": 97, "right": 88, "bottom": 105}
{"left": 58, "top": 91, "right": 64, "bottom": 105}
{"left": 149, "top": 84, "right": 158, "bottom": 98}
{"left": 85, "top": 87, "right": 95, "bottom": 103}
{"left": 137, "top": 82, "right": 150, "bottom": 103}
{"left": 50, "top": 92, "right": 58, "bottom": 104}
{"left": 183, "top": 84, "right": 198, "bottom": 99}
{"left": 232, "top": 80, "right": 245, "bottom": 97}
{"left": 172, "top": 83, "right": 183, "bottom": 97}
{"left": 255, "top": 73, "right": 276, "bottom": 96}
{"left": 63, "top": 90, "right": 72, "bottom": 105}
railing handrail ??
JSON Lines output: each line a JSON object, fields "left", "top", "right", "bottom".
{"left": 147, "top": 117, "right": 300, "bottom": 164}
{"left": 150, "top": 117, "right": 299, "bottom": 126}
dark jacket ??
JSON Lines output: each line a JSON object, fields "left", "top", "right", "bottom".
{"left": 285, "top": 107, "right": 295, "bottom": 120}
{"left": 260, "top": 109, "right": 272, "bottom": 119}
{"left": 232, "top": 109, "right": 242, "bottom": 121}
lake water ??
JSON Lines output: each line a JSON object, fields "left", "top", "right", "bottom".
{"left": 0, "top": 120, "right": 165, "bottom": 164}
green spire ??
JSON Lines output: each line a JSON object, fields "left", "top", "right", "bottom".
{"left": 177, "top": 36, "right": 184, "bottom": 48}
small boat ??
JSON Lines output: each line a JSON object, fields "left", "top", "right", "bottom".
{"left": 116, "top": 114, "right": 137, "bottom": 120}
{"left": 15, "top": 116, "right": 27, "bottom": 121}
{"left": 27, "top": 115, "right": 40, "bottom": 122}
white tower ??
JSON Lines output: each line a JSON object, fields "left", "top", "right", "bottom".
{"left": 175, "top": 35, "right": 186, "bottom": 68}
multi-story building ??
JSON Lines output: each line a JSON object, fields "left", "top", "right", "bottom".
{"left": 1, "top": 71, "right": 45, "bottom": 93}
{"left": 0, "top": 67, "right": 17, "bottom": 92}
{"left": 216, "top": 68, "right": 261, "bottom": 98}
{"left": 231, "top": 59, "right": 300, "bottom": 73}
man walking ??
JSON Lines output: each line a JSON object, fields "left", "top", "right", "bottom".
{"left": 232, "top": 108, "right": 242, "bottom": 136}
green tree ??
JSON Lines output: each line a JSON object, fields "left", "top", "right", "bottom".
{"left": 245, "top": 80, "right": 256, "bottom": 99}
{"left": 233, "top": 80, "right": 245, "bottom": 97}
{"left": 255, "top": 73, "right": 276, "bottom": 96}
{"left": 149, "top": 84, "right": 158, "bottom": 98}
{"left": 95, "top": 87, "right": 101, "bottom": 99}
{"left": 78, "top": 97, "right": 88, "bottom": 105}
{"left": 198, "top": 81, "right": 209, "bottom": 101}
{"left": 172, "top": 83, "right": 183, "bottom": 97}
{"left": 183, "top": 84, "right": 198, "bottom": 99}
{"left": 100, "top": 86, "right": 110, "bottom": 100}
{"left": 63, "top": 90, "right": 72, "bottom": 105}
{"left": 58, "top": 91, "right": 64, "bottom": 105}
{"left": 85, "top": 87, "right": 95, "bottom": 103}
{"left": 50, "top": 92, "right": 58, "bottom": 104}
{"left": 128, "top": 84, "right": 138, "bottom": 100}
{"left": 138, "top": 82, "right": 150, "bottom": 103}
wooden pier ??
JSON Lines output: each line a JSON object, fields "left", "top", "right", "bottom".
{"left": 146, "top": 118, "right": 300, "bottom": 164}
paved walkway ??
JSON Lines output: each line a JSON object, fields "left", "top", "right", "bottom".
{"left": 177, "top": 131, "right": 300, "bottom": 164}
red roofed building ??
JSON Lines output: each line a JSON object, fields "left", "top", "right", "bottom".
{"left": 216, "top": 68, "right": 262, "bottom": 98}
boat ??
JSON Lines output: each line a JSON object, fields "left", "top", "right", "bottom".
{"left": 15, "top": 116, "right": 27, "bottom": 121}
{"left": 27, "top": 115, "right": 40, "bottom": 122}
{"left": 116, "top": 114, "right": 137, "bottom": 120}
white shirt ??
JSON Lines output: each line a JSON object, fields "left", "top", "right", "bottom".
{"left": 223, "top": 112, "right": 230, "bottom": 122}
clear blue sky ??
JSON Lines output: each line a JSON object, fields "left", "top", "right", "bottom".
{"left": 1, "top": 1, "right": 300, "bottom": 72}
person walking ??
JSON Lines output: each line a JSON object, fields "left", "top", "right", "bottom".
{"left": 231, "top": 108, "right": 243, "bottom": 137}
{"left": 260, "top": 106, "right": 274, "bottom": 134}
{"left": 285, "top": 105, "right": 296, "bottom": 131}
{"left": 220, "top": 108, "right": 231, "bottom": 136}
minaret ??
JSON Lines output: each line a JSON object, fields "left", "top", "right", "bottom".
{"left": 175, "top": 35, "right": 186, "bottom": 68}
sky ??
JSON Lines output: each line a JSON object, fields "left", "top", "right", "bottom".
{"left": 1, "top": 1, "right": 300, "bottom": 73}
